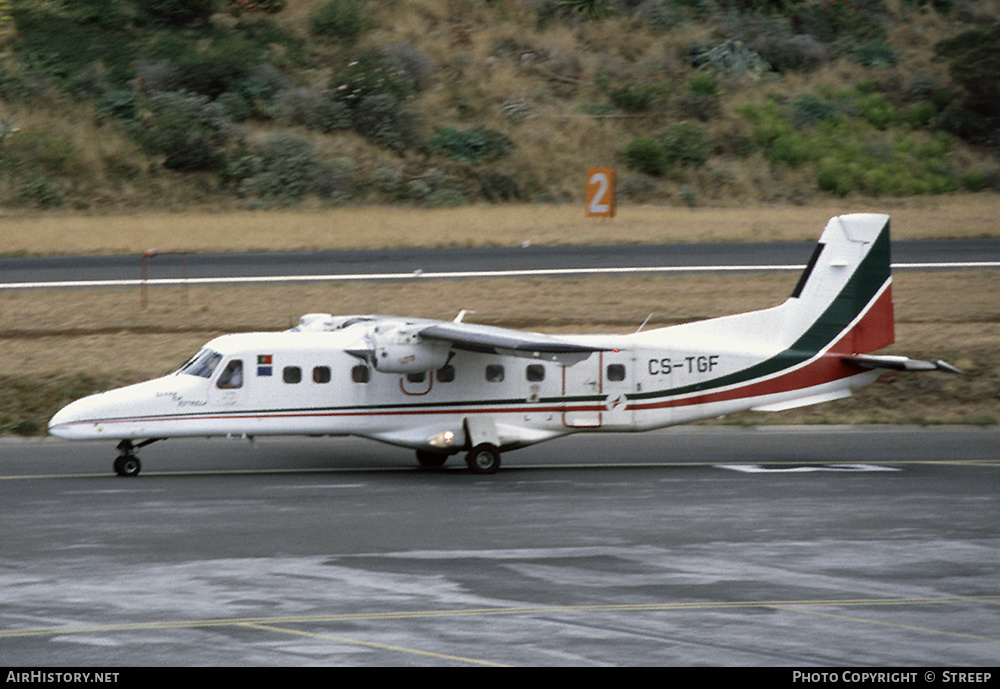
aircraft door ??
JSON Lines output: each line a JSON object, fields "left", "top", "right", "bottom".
{"left": 602, "top": 350, "right": 635, "bottom": 429}
{"left": 562, "top": 351, "right": 635, "bottom": 429}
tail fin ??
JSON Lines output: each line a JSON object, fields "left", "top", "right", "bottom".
{"left": 788, "top": 213, "right": 894, "bottom": 357}
{"left": 644, "top": 213, "right": 895, "bottom": 358}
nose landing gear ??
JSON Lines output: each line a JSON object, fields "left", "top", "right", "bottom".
{"left": 113, "top": 439, "right": 162, "bottom": 477}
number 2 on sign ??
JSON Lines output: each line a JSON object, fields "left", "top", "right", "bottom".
{"left": 586, "top": 168, "right": 615, "bottom": 217}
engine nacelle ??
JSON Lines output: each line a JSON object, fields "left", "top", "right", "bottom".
{"left": 370, "top": 323, "right": 450, "bottom": 373}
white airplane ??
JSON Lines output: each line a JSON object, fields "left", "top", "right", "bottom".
{"left": 49, "top": 213, "right": 958, "bottom": 476}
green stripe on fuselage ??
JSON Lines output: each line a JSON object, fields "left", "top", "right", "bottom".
{"left": 630, "top": 221, "right": 890, "bottom": 401}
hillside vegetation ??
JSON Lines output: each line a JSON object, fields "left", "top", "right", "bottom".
{"left": 0, "top": 0, "right": 998, "bottom": 213}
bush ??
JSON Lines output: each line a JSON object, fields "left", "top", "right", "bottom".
{"left": 690, "top": 40, "right": 770, "bottom": 78}
{"left": 370, "top": 166, "right": 405, "bottom": 197}
{"left": 857, "top": 93, "right": 898, "bottom": 130}
{"left": 806, "top": 0, "right": 887, "bottom": 42}
{"left": 95, "top": 90, "right": 140, "bottom": 124}
{"left": 605, "top": 78, "right": 666, "bottom": 113}
{"left": 326, "top": 53, "right": 422, "bottom": 150}
{"left": 481, "top": 171, "right": 521, "bottom": 202}
{"left": 310, "top": 0, "right": 376, "bottom": 40}
{"left": 382, "top": 43, "right": 436, "bottom": 92}
{"left": 12, "top": 6, "right": 135, "bottom": 88}
{"left": 141, "top": 90, "right": 233, "bottom": 171}
{"left": 316, "top": 158, "right": 355, "bottom": 199}
{"left": 3, "top": 126, "right": 81, "bottom": 176}
{"left": 352, "top": 94, "right": 422, "bottom": 151}
{"left": 427, "top": 127, "right": 514, "bottom": 164}
{"left": 405, "top": 168, "right": 464, "bottom": 206}
{"left": 934, "top": 106, "right": 993, "bottom": 143}
{"left": 17, "top": 170, "right": 65, "bottom": 208}
{"left": 329, "top": 52, "right": 414, "bottom": 109}
{"left": 658, "top": 121, "right": 711, "bottom": 167}
{"left": 935, "top": 23, "right": 1000, "bottom": 115}
{"left": 934, "top": 22, "right": 1000, "bottom": 145}
{"left": 852, "top": 40, "right": 899, "bottom": 68}
{"left": 742, "top": 91, "right": 961, "bottom": 197}
{"left": 226, "top": 0, "right": 286, "bottom": 13}
{"left": 271, "top": 88, "right": 352, "bottom": 132}
{"left": 678, "top": 74, "right": 721, "bottom": 121}
{"left": 172, "top": 35, "right": 260, "bottom": 99}
{"left": 757, "top": 34, "right": 828, "bottom": 73}
{"left": 560, "top": 0, "right": 616, "bottom": 20}
{"left": 768, "top": 129, "right": 823, "bottom": 166}
{"left": 623, "top": 138, "right": 668, "bottom": 176}
{"left": 791, "top": 94, "right": 838, "bottom": 127}
{"left": 135, "top": 0, "right": 216, "bottom": 27}
{"left": 231, "top": 132, "right": 326, "bottom": 201}
{"left": 816, "top": 157, "right": 854, "bottom": 196}
{"left": 687, "top": 72, "right": 719, "bottom": 98}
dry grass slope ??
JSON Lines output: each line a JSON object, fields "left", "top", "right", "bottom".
{"left": 0, "top": 0, "right": 998, "bottom": 210}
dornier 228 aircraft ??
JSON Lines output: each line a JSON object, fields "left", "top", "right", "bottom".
{"left": 49, "top": 213, "right": 959, "bottom": 477}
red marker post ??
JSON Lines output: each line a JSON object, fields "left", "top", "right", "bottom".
{"left": 585, "top": 168, "right": 616, "bottom": 218}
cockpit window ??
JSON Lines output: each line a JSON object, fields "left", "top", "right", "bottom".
{"left": 217, "top": 360, "right": 243, "bottom": 389}
{"left": 178, "top": 349, "right": 223, "bottom": 378}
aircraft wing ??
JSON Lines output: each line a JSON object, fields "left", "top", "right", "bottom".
{"left": 418, "top": 321, "right": 607, "bottom": 364}
{"left": 842, "top": 354, "right": 962, "bottom": 374}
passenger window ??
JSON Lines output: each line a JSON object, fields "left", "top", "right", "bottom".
{"left": 313, "top": 366, "right": 331, "bottom": 384}
{"left": 351, "top": 365, "right": 371, "bottom": 383}
{"left": 437, "top": 364, "right": 455, "bottom": 383}
{"left": 216, "top": 360, "right": 243, "bottom": 389}
{"left": 486, "top": 364, "right": 505, "bottom": 382}
{"left": 406, "top": 372, "right": 426, "bottom": 384}
{"left": 607, "top": 364, "right": 626, "bottom": 382}
{"left": 526, "top": 364, "right": 545, "bottom": 382}
{"left": 283, "top": 366, "right": 302, "bottom": 384}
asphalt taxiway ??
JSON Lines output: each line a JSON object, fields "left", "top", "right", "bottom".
{"left": 1, "top": 426, "right": 998, "bottom": 666}
{"left": 3, "top": 239, "right": 998, "bottom": 288}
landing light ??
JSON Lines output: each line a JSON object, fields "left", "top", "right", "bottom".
{"left": 429, "top": 430, "right": 456, "bottom": 449}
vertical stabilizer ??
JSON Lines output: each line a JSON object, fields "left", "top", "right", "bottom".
{"left": 789, "top": 213, "right": 894, "bottom": 356}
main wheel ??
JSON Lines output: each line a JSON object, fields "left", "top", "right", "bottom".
{"left": 416, "top": 450, "right": 448, "bottom": 468}
{"left": 114, "top": 454, "right": 141, "bottom": 477}
{"left": 465, "top": 444, "right": 501, "bottom": 474}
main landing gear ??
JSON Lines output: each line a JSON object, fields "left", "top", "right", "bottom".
{"left": 465, "top": 443, "right": 501, "bottom": 475}
{"left": 414, "top": 443, "right": 502, "bottom": 474}
{"left": 113, "top": 439, "right": 161, "bottom": 477}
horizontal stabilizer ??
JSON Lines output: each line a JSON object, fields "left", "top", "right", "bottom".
{"left": 843, "top": 354, "right": 962, "bottom": 374}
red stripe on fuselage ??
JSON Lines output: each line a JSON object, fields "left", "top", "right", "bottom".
{"left": 633, "top": 281, "right": 893, "bottom": 412}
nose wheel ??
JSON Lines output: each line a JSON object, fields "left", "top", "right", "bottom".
{"left": 113, "top": 439, "right": 161, "bottom": 477}
{"left": 114, "top": 453, "right": 141, "bottom": 477}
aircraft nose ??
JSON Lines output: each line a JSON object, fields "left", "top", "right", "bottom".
{"left": 48, "top": 397, "right": 91, "bottom": 439}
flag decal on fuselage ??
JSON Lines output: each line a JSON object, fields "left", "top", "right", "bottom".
{"left": 257, "top": 354, "right": 273, "bottom": 377}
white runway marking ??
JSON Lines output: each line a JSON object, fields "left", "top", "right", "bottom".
{"left": 3, "top": 262, "right": 998, "bottom": 290}
{"left": 717, "top": 463, "right": 901, "bottom": 473}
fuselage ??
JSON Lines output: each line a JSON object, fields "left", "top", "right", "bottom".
{"left": 47, "top": 316, "right": 878, "bottom": 452}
